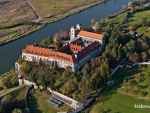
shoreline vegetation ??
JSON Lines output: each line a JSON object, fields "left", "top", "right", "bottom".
{"left": 0, "top": 0, "right": 106, "bottom": 46}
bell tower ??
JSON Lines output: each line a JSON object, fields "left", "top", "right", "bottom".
{"left": 70, "top": 26, "right": 75, "bottom": 40}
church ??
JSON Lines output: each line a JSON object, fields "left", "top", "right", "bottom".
{"left": 22, "top": 24, "right": 105, "bottom": 72}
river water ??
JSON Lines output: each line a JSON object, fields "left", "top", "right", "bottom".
{"left": 0, "top": 0, "right": 132, "bottom": 75}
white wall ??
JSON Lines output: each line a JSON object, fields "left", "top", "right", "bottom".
{"left": 77, "top": 35, "right": 104, "bottom": 44}
{"left": 47, "top": 88, "right": 83, "bottom": 109}
{"left": 19, "top": 78, "right": 38, "bottom": 89}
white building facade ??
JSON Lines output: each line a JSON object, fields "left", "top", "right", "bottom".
{"left": 22, "top": 24, "right": 105, "bottom": 72}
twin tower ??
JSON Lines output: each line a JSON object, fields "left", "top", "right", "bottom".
{"left": 70, "top": 23, "right": 81, "bottom": 40}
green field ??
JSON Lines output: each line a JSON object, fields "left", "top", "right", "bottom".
{"left": 91, "top": 65, "right": 150, "bottom": 113}
{"left": 30, "top": 0, "right": 102, "bottom": 16}
{"left": 106, "top": 10, "right": 150, "bottom": 25}
{"left": 127, "top": 10, "right": 150, "bottom": 25}
{"left": 0, "top": 85, "right": 27, "bottom": 98}
{"left": 106, "top": 10, "right": 150, "bottom": 37}
{"left": 136, "top": 27, "right": 150, "bottom": 38}
{"left": 91, "top": 91, "right": 150, "bottom": 113}
{"left": 106, "top": 13, "right": 125, "bottom": 24}
{"left": 28, "top": 90, "right": 73, "bottom": 113}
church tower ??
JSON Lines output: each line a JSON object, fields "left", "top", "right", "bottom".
{"left": 70, "top": 26, "right": 75, "bottom": 40}
{"left": 76, "top": 23, "right": 81, "bottom": 30}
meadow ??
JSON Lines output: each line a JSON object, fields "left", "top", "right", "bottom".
{"left": 30, "top": 0, "right": 102, "bottom": 17}
{"left": 106, "top": 10, "right": 150, "bottom": 37}
{"left": 91, "top": 65, "right": 150, "bottom": 113}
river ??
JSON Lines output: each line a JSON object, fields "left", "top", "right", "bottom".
{"left": 0, "top": 0, "right": 132, "bottom": 75}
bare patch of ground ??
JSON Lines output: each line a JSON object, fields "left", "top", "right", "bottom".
{"left": 0, "top": 0, "right": 41, "bottom": 44}
{"left": 0, "top": 0, "right": 36, "bottom": 24}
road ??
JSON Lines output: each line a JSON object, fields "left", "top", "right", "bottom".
{"left": 26, "top": 0, "right": 42, "bottom": 22}
{"left": 0, "top": 85, "right": 26, "bottom": 98}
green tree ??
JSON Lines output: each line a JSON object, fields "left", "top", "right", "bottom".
{"left": 61, "top": 67, "right": 71, "bottom": 80}
{"left": 123, "top": 40, "right": 136, "bottom": 57}
{"left": 129, "top": 52, "right": 139, "bottom": 63}
{"left": 20, "top": 61, "right": 32, "bottom": 78}
{"left": 141, "top": 52, "right": 148, "bottom": 61}
{"left": 55, "top": 39, "right": 62, "bottom": 49}
{"left": 137, "top": 37, "right": 149, "bottom": 52}
{"left": 100, "top": 59, "right": 110, "bottom": 82}
{"left": 39, "top": 36, "right": 53, "bottom": 46}
{"left": 90, "top": 72, "right": 101, "bottom": 90}
{"left": 12, "top": 108, "right": 22, "bottom": 113}
{"left": 49, "top": 77, "right": 55, "bottom": 89}
{"left": 1, "top": 94, "right": 13, "bottom": 113}
{"left": 130, "top": 7, "right": 134, "bottom": 13}
{"left": 120, "top": 17, "right": 128, "bottom": 24}
{"left": 128, "top": 2, "right": 133, "bottom": 8}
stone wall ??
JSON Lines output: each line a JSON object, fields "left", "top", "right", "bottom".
{"left": 19, "top": 78, "right": 38, "bottom": 89}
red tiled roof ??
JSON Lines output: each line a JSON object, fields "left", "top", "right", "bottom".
{"left": 78, "top": 30, "right": 103, "bottom": 40}
{"left": 22, "top": 45, "right": 77, "bottom": 63}
{"left": 70, "top": 44, "right": 82, "bottom": 53}
{"left": 128, "top": 26, "right": 132, "bottom": 30}
{"left": 22, "top": 39, "right": 101, "bottom": 64}
{"left": 76, "top": 41, "right": 101, "bottom": 61}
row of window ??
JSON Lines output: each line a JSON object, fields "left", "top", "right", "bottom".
{"left": 75, "top": 50, "right": 99, "bottom": 70}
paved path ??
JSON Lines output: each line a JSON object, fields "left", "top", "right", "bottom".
{"left": 26, "top": 0, "right": 42, "bottom": 22}
{"left": 0, "top": 85, "right": 26, "bottom": 98}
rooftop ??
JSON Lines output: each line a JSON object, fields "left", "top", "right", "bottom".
{"left": 23, "top": 38, "right": 101, "bottom": 64}
{"left": 78, "top": 30, "right": 103, "bottom": 40}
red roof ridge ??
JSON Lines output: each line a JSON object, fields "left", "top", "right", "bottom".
{"left": 78, "top": 30, "right": 103, "bottom": 40}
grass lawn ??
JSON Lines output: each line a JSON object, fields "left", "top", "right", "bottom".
{"left": 28, "top": 90, "right": 73, "bottom": 113}
{"left": 105, "top": 10, "right": 150, "bottom": 37}
{"left": 0, "top": 85, "right": 27, "bottom": 98}
{"left": 127, "top": 10, "right": 150, "bottom": 25}
{"left": 136, "top": 27, "right": 150, "bottom": 38}
{"left": 106, "top": 13, "right": 125, "bottom": 24}
{"left": 127, "top": 10, "right": 150, "bottom": 37}
{"left": 106, "top": 10, "right": 150, "bottom": 26}
{"left": 91, "top": 65, "right": 150, "bottom": 113}
{"left": 30, "top": 0, "right": 101, "bottom": 16}
{"left": 0, "top": 85, "right": 28, "bottom": 111}
{"left": 91, "top": 91, "right": 150, "bottom": 113}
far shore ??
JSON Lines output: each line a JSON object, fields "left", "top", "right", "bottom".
{"left": 0, "top": 0, "right": 106, "bottom": 46}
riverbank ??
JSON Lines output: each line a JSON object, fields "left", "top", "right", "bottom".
{"left": 0, "top": 0, "right": 106, "bottom": 46}
{"left": 42, "top": 0, "right": 106, "bottom": 23}
{"left": 0, "top": 24, "right": 45, "bottom": 46}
